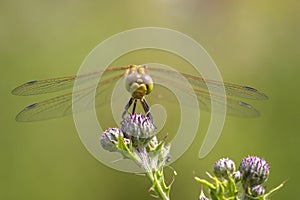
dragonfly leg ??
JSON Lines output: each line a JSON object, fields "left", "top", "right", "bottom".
{"left": 122, "top": 97, "right": 133, "bottom": 119}
{"left": 131, "top": 99, "right": 137, "bottom": 114}
{"left": 141, "top": 98, "right": 153, "bottom": 120}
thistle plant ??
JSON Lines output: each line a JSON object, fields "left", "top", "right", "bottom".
{"left": 100, "top": 114, "right": 284, "bottom": 200}
{"left": 195, "top": 156, "right": 284, "bottom": 200}
{"left": 100, "top": 114, "right": 172, "bottom": 200}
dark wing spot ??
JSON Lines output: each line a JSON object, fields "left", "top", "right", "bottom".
{"left": 243, "top": 86, "right": 257, "bottom": 92}
{"left": 25, "top": 103, "right": 38, "bottom": 110}
{"left": 25, "top": 80, "right": 38, "bottom": 85}
{"left": 239, "top": 101, "right": 252, "bottom": 109}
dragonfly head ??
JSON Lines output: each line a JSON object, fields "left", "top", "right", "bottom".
{"left": 125, "top": 71, "right": 153, "bottom": 99}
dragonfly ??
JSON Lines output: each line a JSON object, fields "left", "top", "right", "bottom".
{"left": 12, "top": 65, "right": 268, "bottom": 122}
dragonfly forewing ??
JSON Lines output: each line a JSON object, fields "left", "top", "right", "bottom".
{"left": 12, "top": 66, "right": 128, "bottom": 96}
{"left": 14, "top": 71, "right": 125, "bottom": 122}
{"left": 150, "top": 67, "right": 268, "bottom": 100}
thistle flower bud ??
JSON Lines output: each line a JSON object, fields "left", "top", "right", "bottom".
{"left": 213, "top": 158, "right": 236, "bottom": 179}
{"left": 239, "top": 156, "right": 270, "bottom": 187}
{"left": 232, "top": 171, "right": 242, "bottom": 182}
{"left": 199, "top": 197, "right": 209, "bottom": 200}
{"left": 250, "top": 185, "right": 265, "bottom": 197}
{"left": 198, "top": 189, "right": 209, "bottom": 200}
{"left": 121, "top": 114, "right": 156, "bottom": 138}
{"left": 148, "top": 136, "right": 159, "bottom": 149}
{"left": 100, "top": 128, "right": 123, "bottom": 152}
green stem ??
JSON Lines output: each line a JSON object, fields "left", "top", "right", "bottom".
{"left": 146, "top": 171, "right": 170, "bottom": 200}
{"left": 127, "top": 147, "right": 170, "bottom": 200}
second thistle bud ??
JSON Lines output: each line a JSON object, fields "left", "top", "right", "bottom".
{"left": 100, "top": 128, "right": 124, "bottom": 152}
{"left": 213, "top": 158, "right": 236, "bottom": 179}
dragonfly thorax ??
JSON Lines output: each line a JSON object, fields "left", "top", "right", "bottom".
{"left": 130, "top": 83, "right": 148, "bottom": 99}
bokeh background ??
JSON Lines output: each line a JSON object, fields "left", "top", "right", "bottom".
{"left": 1, "top": 0, "right": 299, "bottom": 199}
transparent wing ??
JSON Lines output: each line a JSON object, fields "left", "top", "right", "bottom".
{"left": 15, "top": 73, "right": 124, "bottom": 122}
{"left": 149, "top": 68, "right": 266, "bottom": 118}
{"left": 150, "top": 67, "right": 268, "bottom": 100}
{"left": 14, "top": 65, "right": 268, "bottom": 121}
{"left": 11, "top": 66, "right": 128, "bottom": 96}
{"left": 16, "top": 92, "right": 73, "bottom": 122}
{"left": 194, "top": 89, "right": 260, "bottom": 118}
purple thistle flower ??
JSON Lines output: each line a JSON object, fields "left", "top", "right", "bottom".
{"left": 121, "top": 114, "right": 156, "bottom": 138}
{"left": 239, "top": 156, "right": 270, "bottom": 187}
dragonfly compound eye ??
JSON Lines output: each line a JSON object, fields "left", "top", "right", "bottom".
{"left": 141, "top": 74, "right": 153, "bottom": 95}
{"left": 125, "top": 73, "right": 141, "bottom": 92}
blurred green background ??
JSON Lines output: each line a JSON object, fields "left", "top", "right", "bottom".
{"left": 1, "top": 0, "right": 299, "bottom": 199}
